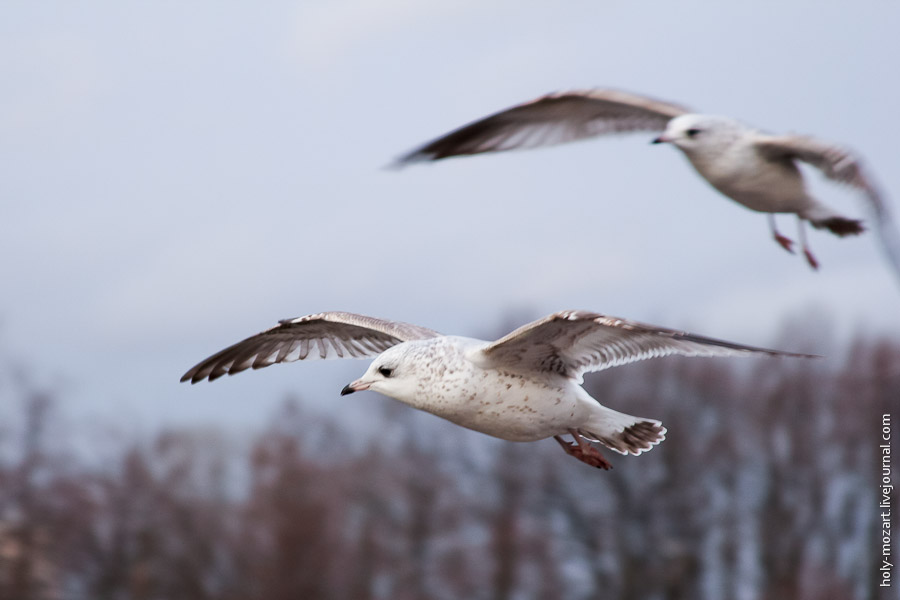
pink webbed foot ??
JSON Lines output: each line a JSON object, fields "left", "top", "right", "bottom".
{"left": 803, "top": 248, "right": 819, "bottom": 270}
{"left": 774, "top": 233, "right": 795, "bottom": 254}
{"left": 797, "top": 219, "right": 819, "bottom": 270}
{"left": 553, "top": 434, "right": 613, "bottom": 470}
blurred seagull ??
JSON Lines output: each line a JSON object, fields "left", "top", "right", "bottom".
{"left": 181, "top": 310, "right": 812, "bottom": 469}
{"left": 395, "top": 89, "right": 899, "bottom": 275}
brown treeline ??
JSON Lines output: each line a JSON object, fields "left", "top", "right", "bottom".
{"left": 0, "top": 328, "right": 896, "bottom": 600}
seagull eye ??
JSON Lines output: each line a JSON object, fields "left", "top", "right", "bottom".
{"left": 686, "top": 128, "right": 702, "bottom": 138}
{"left": 378, "top": 367, "right": 393, "bottom": 378}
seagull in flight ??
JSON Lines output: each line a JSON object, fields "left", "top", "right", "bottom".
{"left": 395, "top": 89, "right": 899, "bottom": 276}
{"left": 182, "top": 310, "right": 812, "bottom": 469}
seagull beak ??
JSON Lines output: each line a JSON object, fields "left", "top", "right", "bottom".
{"left": 340, "top": 379, "right": 370, "bottom": 396}
{"left": 652, "top": 134, "right": 672, "bottom": 144}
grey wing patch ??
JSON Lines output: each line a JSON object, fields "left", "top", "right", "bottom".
{"left": 180, "top": 311, "right": 440, "bottom": 384}
{"left": 478, "top": 310, "right": 815, "bottom": 381}
{"left": 755, "top": 135, "right": 877, "bottom": 192}
{"left": 756, "top": 135, "right": 900, "bottom": 281}
{"left": 395, "top": 89, "right": 690, "bottom": 165}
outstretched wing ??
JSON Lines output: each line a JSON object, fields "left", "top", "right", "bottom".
{"left": 181, "top": 312, "right": 441, "bottom": 384}
{"left": 475, "top": 310, "right": 814, "bottom": 382}
{"left": 395, "top": 89, "right": 690, "bottom": 165}
{"left": 756, "top": 135, "right": 900, "bottom": 281}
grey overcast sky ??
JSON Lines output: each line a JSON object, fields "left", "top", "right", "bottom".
{"left": 1, "top": 1, "right": 898, "bottom": 432}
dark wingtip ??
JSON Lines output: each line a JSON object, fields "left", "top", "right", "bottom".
{"left": 776, "top": 351, "right": 822, "bottom": 360}
{"left": 758, "top": 349, "right": 820, "bottom": 360}
{"left": 385, "top": 156, "right": 416, "bottom": 170}
{"left": 181, "top": 374, "right": 205, "bottom": 384}
{"left": 388, "top": 151, "right": 434, "bottom": 170}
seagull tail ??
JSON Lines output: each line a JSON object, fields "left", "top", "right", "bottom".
{"left": 811, "top": 216, "right": 865, "bottom": 237}
{"left": 580, "top": 405, "right": 666, "bottom": 456}
{"left": 802, "top": 204, "right": 864, "bottom": 237}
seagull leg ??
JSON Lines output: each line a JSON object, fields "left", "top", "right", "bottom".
{"left": 553, "top": 430, "right": 613, "bottom": 470}
{"left": 798, "top": 218, "right": 819, "bottom": 270}
{"left": 769, "top": 214, "right": 795, "bottom": 254}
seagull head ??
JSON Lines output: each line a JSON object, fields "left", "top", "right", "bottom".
{"left": 653, "top": 114, "right": 746, "bottom": 154}
{"left": 340, "top": 343, "right": 419, "bottom": 402}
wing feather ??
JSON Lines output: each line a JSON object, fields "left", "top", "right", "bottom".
{"left": 755, "top": 135, "right": 877, "bottom": 194}
{"left": 395, "top": 89, "right": 690, "bottom": 164}
{"left": 181, "top": 311, "right": 440, "bottom": 384}
{"left": 476, "top": 310, "right": 814, "bottom": 381}
{"left": 756, "top": 135, "right": 900, "bottom": 280}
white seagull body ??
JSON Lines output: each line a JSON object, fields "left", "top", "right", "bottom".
{"left": 396, "top": 89, "right": 899, "bottom": 276}
{"left": 182, "top": 310, "right": 812, "bottom": 469}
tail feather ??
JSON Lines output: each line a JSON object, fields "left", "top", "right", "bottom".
{"left": 581, "top": 405, "right": 666, "bottom": 456}
{"left": 810, "top": 216, "right": 865, "bottom": 237}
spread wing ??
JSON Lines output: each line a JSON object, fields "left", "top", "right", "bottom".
{"left": 395, "top": 89, "right": 691, "bottom": 165}
{"left": 475, "top": 310, "right": 814, "bottom": 382}
{"left": 181, "top": 312, "right": 441, "bottom": 384}
{"left": 756, "top": 135, "right": 900, "bottom": 281}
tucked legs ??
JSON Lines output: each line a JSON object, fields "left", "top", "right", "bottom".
{"left": 553, "top": 429, "right": 613, "bottom": 470}
{"left": 769, "top": 214, "right": 795, "bottom": 254}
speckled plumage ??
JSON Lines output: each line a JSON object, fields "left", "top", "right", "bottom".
{"left": 182, "top": 310, "right": 813, "bottom": 468}
{"left": 364, "top": 336, "right": 588, "bottom": 443}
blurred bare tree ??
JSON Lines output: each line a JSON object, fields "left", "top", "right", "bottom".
{"left": 0, "top": 324, "right": 896, "bottom": 600}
